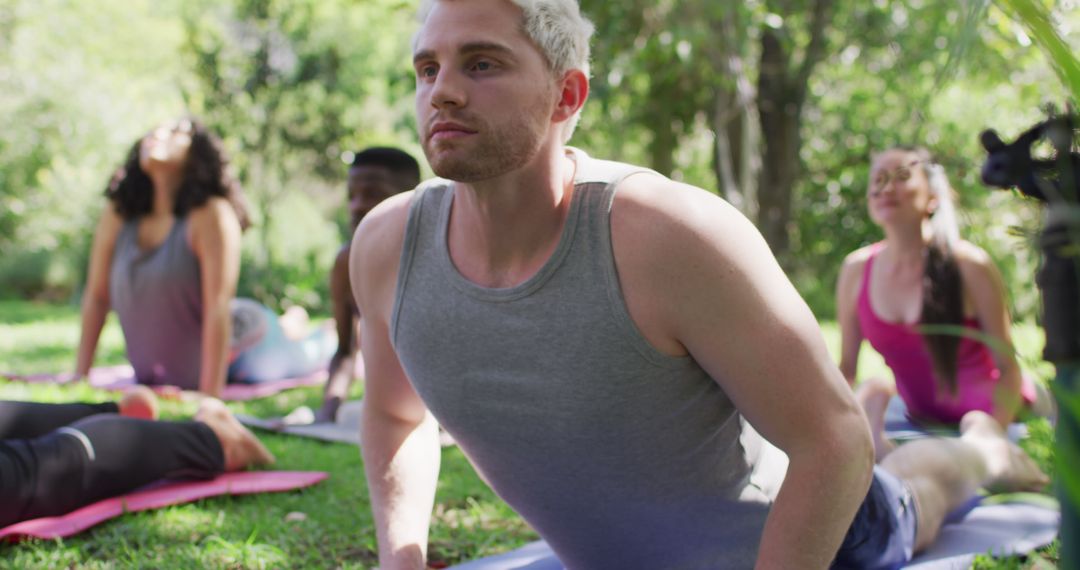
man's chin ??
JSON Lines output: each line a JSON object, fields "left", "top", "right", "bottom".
{"left": 429, "top": 155, "right": 478, "bottom": 182}
{"left": 432, "top": 164, "right": 495, "bottom": 183}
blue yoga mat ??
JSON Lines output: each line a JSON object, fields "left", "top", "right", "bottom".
{"left": 449, "top": 496, "right": 1058, "bottom": 569}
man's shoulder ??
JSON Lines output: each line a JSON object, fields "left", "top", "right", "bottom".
{"left": 352, "top": 190, "right": 415, "bottom": 259}
{"left": 570, "top": 147, "right": 658, "bottom": 188}
{"left": 610, "top": 169, "right": 744, "bottom": 236}
{"left": 409, "top": 176, "right": 456, "bottom": 204}
{"left": 607, "top": 168, "right": 766, "bottom": 279}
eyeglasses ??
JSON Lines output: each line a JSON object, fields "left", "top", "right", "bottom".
{"left": 869, "top": 159, "right": 922, "bottom": 196}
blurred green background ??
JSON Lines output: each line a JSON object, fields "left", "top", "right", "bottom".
{"left": 0, "top": 0, "right": 1076, "bottom": 319}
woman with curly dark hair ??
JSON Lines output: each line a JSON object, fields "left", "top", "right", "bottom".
{"left": 75, "top": 118, "right": 334, "bottom": 397}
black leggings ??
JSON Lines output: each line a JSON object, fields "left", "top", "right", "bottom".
{"left": 0, "top": 401, "right": 225, "bottom": 527}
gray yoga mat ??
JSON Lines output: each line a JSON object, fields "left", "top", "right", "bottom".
{"left": 448, "top": 496, "right": 1058, "bottom": 569}
{"left": 237, "top": 400, "right": 364, "bottom": 445}
{"left": 238, "top": 400, "right": 456, "bottom": 447}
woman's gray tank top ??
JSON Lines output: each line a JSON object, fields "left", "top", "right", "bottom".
{"left": 109, "top": 216, "right": 203, "bottom": 390}
{"left": 391, "top": 149, "right": 775, "bottom": 569}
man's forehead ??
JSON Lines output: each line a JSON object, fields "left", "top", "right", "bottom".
{"left": 413, "top": 0, "right": 526, "bottom": 56}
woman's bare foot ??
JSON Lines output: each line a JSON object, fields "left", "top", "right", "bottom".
{"left": 268, "top": 405, "right": 317, "bottom": 430}
{"left": 195, "top": 398, "right": 276, "bottom": 471}
{"left": 118, "top": 385, "right": 159, "bottom": 420}
{"left": 960, "top": 410, "right": 1049, "bottom": 492}
{"left": 279, "top": 306, "right": 311, "bottom": 341}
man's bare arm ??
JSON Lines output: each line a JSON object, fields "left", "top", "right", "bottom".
{"left": 319, "top": 246, "right": 359, "bottom": 421}
{"left": 612, "top": 177, "right": 875, "bottom": 569}
{"left": 351, "top": 191, "right": 441, "bottom": 570}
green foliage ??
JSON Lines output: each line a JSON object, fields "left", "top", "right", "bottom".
{"left": 791, "top": 1, "right": 1070, "bottom": 320}
{"left": 177, "top": 0, "right": 418, "bottom": 311}
{"left": 0, "top": 0, "right": 189, "bottom": 300}
{"left": 1, "top": 0, "right": 1077, "bottom": 320}
{"left": 236, "top": 190, "right": 340, "bottom": 312}
{"left": 0, "top": 0, "right": 420, "bottom": 307}
{"left": 569, "top": 0, "right": 1076, "bottom": 320}
{"left": 995, "top": 0, "right": 1080, "bottom": 104}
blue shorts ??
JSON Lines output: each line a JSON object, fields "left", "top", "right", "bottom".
{"left": 831, "top": 466, "right": 918, "bottom": 570}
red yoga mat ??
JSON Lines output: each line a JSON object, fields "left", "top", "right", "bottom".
{"left": 0, "top": 470, "right": 328, "bottom": 542}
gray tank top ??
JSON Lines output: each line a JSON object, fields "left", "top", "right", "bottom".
{"left": 392, "top": 149, "right": 775, "bottom": 569}
{"left": 110, "top": 216, "right": 203, "bottom": 389}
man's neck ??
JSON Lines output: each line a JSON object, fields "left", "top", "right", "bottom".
{"left": 447, "top": 145, "right": 577, "bottom": 288}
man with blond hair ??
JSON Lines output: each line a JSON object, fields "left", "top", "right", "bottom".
{"left": 351, "top": 1, "right": 1048, "bottom": 568}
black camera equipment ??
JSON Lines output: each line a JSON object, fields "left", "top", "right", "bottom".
{"left": 981, "top": 112, "right": 1079, "bottom": 568}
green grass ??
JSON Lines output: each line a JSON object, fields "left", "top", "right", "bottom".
{"left": 0, "top": 300, "right": 534, "bottom": 569}
{"left": 0, "top": 300, "right": 1061, "bottom": 568}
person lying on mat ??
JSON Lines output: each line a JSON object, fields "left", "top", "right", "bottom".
{"left": 75, "top": 118, "right": 335, "bottom": 397}
{"left": 835, "top": 146, "right": 1054, "bottom": 461}
{"left": 314, "top": 147, "right": 421, "bottom": 424}
{"left": 0, "top": 387, "right": 273, "bottom": 527}
{"left": 351, "top": 1, "right": 1050, "bottom": 568}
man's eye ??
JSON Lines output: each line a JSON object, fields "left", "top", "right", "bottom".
{"left": 417, "top": 65, "right": 437, "bottom": 78}
{"left": 472, "top": 61, "right": 492, "bottom": 71}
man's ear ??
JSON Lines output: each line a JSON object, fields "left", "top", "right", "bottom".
{"left": 552, "top": 68, "right": 589, "bottom": 123}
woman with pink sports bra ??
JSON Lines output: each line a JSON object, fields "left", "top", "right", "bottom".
{"left": 835, "top": 146, "right": 1049, "bottom": 460}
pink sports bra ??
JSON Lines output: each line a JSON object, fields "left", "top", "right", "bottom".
{"left": 856, "top": 243, "right": 1035, "bottom": 423}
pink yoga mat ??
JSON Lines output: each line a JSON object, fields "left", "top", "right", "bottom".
{"left": 1, "top": 360, "right": 365, "bottom": 401}
{"left": 0, "top": 471, "right": 328, "bottom": 542}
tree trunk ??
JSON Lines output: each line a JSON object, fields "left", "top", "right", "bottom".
{"left": 755, "top": 0, "right": 834, "bottom": 261}
{"left": 710, "top": 6, "right": 759, "bottom": 217}
{"left": 756, "top": 29, "right": 801, "bottom": 260}
{"left": 646, "top": 79, "right": 677, "bottom": 176}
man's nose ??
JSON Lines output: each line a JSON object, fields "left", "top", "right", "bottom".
{"left": 430, "top": 68, "right": 466, "bottom": 109}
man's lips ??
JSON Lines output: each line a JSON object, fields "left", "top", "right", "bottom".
{"left": 429, "top": 122, "right": 477, "bottom": 141}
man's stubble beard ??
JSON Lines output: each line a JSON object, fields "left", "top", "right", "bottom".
{"left": 425, "top": 107, "right": 550, "bottom": 183}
